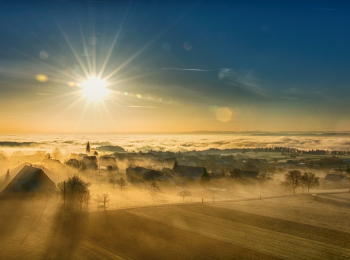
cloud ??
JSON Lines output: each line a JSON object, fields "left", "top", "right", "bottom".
{"left": 2, "top": 134, "right": 350, "bottom": 153}
{"left": 35, "top": 93, "right": 53, "bottom": 96}
{"left": 280, "top": 97, "right": 299, "bottom": 100}
{"left": 161, "top": 68, "right": 214, "bottom": 72}
{"left": 218, "top": 69, "right": 266, "bottom": 97}
{"left": 125, "top": 106, "right": 158, "bottom": 108}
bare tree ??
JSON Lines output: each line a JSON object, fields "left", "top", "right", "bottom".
{"left": 0, "top": 151, "right": 7, "bottom": 164}
{"left": 116, "top": 177, "right": 127, "bottom": 190}
{"left": 148, "top": 181, "right": 159, "bottom": 201}
{"left": 95, "top": 194, "right": 103, "bottom": 208}
{"left": 284, "top": 170, "right": 302, "bottom": 195}
{"left": 301, "top": 172, "right": 320, "bottom": 193}
{"left": 109, "top": 178, "right": 116, "bottom": 188}
{"left": 102, "top": 194, "right": 110, "bottom": 209}
{"left": 177, "top": 190, "right": 192, "bottom": 201}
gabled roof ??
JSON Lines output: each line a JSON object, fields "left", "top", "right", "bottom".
{"left": 1, "top": 165, "right": 57, "bottom": 196}
{"left": 324, "top": 174, "right": 348, "bottom": 182}
{"left": 239, "top": 170, "right": 259, "bottom": 178}
{"left": 174, "top": 165, "right": 205, "bottom": 177}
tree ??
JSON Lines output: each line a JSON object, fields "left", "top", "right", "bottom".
{"left": 0, "top": 151, "right": 7, "bottom": 163}
{"left": 201, "top": 168, "right": 210, "bottom": 182}
{"left": 101, "top": 194, "right": 110, "bottom": 209}
{"left": 116, "top": 177, "right": 127, "bottom": 190}
{"left": 95, "top": 194, "right": 103, "bottom": 208}
{"left": 148, "top": 181, "right": 159, "bottom": 201}
{"left": 177, "top": 190, "right": 192, "bottom": 201}
{"left": 57, "top": 176, "right": 91, "bottom": 210}
{"left": 109, "top": 178, "right": 116, "bottom": 188}
{"left": 52, "top": 147, "right": 62, "bottom": 160}
{"left": 284, "top": 170, "right": 302, "bottom": 195}
{"left": 301, "top": 172, "right": 320, "bottom": 193}
{"left": 5, "top": 169, "right": 10, "bottom": 180}
{"left": 229, "top": 168, "right": 241, "bottom": 179}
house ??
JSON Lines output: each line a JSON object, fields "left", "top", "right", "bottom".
{"left": 0, "top": 165, "right": 57, "bottom": 198}
{"left": 239, "top": 170, "right": 259, "bottom": 179}
{"left": 41, "top": 158, "right": 62, "bottom": 169}
{"left": 324, "top": 174, "right": 350, "bottom": 187}
{"left": 99, "top": 156, "right": 118, "bottom": 170}
{"left": 65, "top": 158, "right": 81, "bottom": 169}
{"left": 230, "top": 169, "right": 258, "bottom": 179}
{"left": 143, "top": 170, "right": 173, "bottom": 181}
{"left": 157, "top": 158, "right": 177, "bottom": 169}
{"left": 211, "top": 170, "right": 225, "bottom": 178}
{"left": 173, "top": 165, "right": 207, "bottom": 180}
{"left": 82, "top": 156, "right": 98, "bottom": 170}
{"left": 70, "top": 153, "right": 88, "bottom": 160}
{"left": 161, "top": 167, "right": 174, "bottom": 176}
{"left": 126, "top": 166, "right": 151, "bottom": 182}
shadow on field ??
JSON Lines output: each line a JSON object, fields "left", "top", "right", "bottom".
{"left": 0, "top": 199, "right": 28, "bottom": 238}
{"left": 316, "top": 194, "right": 350, "bottom": 208}
{"left": 44, "top": 206, "right": 88, "bottom": 260}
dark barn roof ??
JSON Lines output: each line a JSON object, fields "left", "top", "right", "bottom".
{"left": 324, "top": 174, "right": 348, "bottom": 183}
{"left": 174, "top": 165, "right": 206, "bottom": 180}
{"left": 1, "top": 165, "right": 56, "bottom": 197}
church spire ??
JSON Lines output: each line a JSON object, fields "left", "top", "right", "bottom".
{"left": 86, "top": 141, "right": 90, "bottom": 154}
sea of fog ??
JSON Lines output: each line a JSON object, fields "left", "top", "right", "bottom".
{"left": 1, "top": 133, "right": 350, "bottom": 155}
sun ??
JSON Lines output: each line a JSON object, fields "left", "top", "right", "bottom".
{"left": 81, "top": 77, "right": 108, "bottom": 101}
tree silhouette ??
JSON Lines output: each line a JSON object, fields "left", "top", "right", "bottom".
{"left": 0, "top": 151, "right": 7, "bottom": 163}
{"left": 95, "top": 194, "right": 102, "bottom": 208}
{"left": 5, "top": 169, "right": 10, "bottom": 180}
{"left": 177, "top": 190, "right": 192, "bottom": 201}
{"left": 57, "top": 176, "right": 91, "bottom": 210}
{"left": 301, "top": 172, "right": 320, "bottom": 193}
{"left": 116, "top": 177, "right": 127, "bottom": 190}
{"left": 284, "top": 170, "right": 302, "bottom": 195}
{"left": 148, "top": 181, "right": 159, "bottom": 201}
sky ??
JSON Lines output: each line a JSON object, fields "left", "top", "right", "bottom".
{"left": 0, "top": 0, "right": 350, "bottom": 134}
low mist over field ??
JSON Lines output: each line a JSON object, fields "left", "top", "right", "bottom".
{"left": 1, "top": 132, "right": 350, "bottom": 155}
{"left": 2, "top": 0, "right": 350, "bottom": 259}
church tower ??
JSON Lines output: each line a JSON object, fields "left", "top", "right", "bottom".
{"left": 86, "top": 141, "right": 90, "bottom": 154}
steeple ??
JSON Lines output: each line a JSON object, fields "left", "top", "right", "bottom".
{"left": 86, "top": 141, "right": 90, "bottom": 154}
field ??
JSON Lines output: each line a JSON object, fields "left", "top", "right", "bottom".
{"left": 0, "top": 193, "right": 350, "bottom": 260}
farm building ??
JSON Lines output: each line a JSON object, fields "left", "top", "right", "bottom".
{"left": 126, "top": 166, "right": 151, "bottom": 182}
{"left": 82, "top": 156, "right": 98, "bottom": 170}
{"left": 324, "top": 174, "right": 349, "bottom": 187}
{"left": 65, "top": 158, "right": 81, "bottom": 169}
{"left": 0, "top": 165, "right": 57, "bottom": 198}
{"left": 99, "top": 156, "right": 118, "bottom": 170}
{"left": 173, "top": 165, "right": 207, "bottom": 180}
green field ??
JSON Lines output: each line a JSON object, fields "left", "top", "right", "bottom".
{"left": 1, "top": 194, "right": 350, "bottom": 259}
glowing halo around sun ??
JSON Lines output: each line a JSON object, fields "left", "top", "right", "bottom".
{"left": 81, "top": 77, "right": 108, "bottom": 101}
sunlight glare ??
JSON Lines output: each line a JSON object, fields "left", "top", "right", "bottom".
{"left": 81, "top": 77, "right": 107, "bottom": 101}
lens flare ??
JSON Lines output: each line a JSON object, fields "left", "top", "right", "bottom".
{"left": 81, "top": 77, "right": 107, "bottom": 101}
{"left": 36, "top": 74, "right": 48, "bottom": 82}
{"left": 215, "top": 107, "right": 233, "bottom": 122}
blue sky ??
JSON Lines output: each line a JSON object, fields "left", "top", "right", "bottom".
{"left": 0, "top": 1, "right": 349, "bottom": 133}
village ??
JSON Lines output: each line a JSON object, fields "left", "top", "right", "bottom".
{"left": 0, "top": 141, "right": 349, "bottom": 204}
